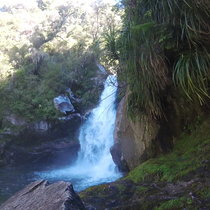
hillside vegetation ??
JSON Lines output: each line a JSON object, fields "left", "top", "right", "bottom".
{"left": 0, "top": 0, "right": 121, "bottom": 128}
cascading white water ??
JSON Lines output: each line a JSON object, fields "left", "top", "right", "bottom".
{"left": 35, "top": 75, "right": 122, "bottom": 191}
{"left": 76, "top": 75, "right": 118, "bottom": 173}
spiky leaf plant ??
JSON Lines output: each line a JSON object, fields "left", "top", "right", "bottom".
{"left": 104, "top": 0, "right": 210, "bottom": 120}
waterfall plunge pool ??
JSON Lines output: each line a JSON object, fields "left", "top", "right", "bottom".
{"left": 35, "top": 75, "right": 122, "bottom": 191}
{"left": 0, "top": 75, "right": 123, "bottom": 204}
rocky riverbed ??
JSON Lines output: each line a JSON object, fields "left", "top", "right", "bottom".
{"left": 1, "top": 162, "right": 210, "bottom": 210}
{"left": 79, "top": 166, "right": 210, "bottom": 210}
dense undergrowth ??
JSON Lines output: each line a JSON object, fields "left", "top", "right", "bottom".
{"left": 104, "top": 0, "right": 210, "bottom": 121}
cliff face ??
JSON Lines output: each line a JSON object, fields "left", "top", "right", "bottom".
{"left": 112, "top": 92, "right": 159, "bottom": 171}
{"left": 0, "top": 114, "right": 82, "bottom": 169}
{"left": 112, "top": 86, "right": 210, "bottom": 171}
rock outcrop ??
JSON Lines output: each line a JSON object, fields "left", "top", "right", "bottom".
{"left": 0, "top": 114, "right": 82, "bottom": 168}
{"left": 21, "top": 113, "right": 81, "bottom": 141}
{"left": 0, "top": 179, "right": 85, "bottom": 210}
{"left": 112, "top": 84, "right": 210, "bottom": 171}
{"left": 53, "top": 88, "right": 82, "bottom": 114}
{"left": 112, "top": 93, "right": 160, "bottom": 171}
{"left": 54, "top": 95, "right": 75, "bottom": 114}
{"left": 79, "top": 173, "right": 210, "bottom": 210}
{"left": 6, "top": 138, "right": 80, "bottom": 167}
{"left": 6, "top": 114, "right": 26, "bottom": 126}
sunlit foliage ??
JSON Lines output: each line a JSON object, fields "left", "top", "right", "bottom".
{"left": 0, "top": 0, "right": 121, "bottom": 125}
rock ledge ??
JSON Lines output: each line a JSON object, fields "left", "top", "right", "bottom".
{"left": 0, "top": 179, "right": 85, "bottom": 210}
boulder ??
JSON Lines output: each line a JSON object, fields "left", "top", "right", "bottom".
{"left": 54, "top": 95, "right": 75, "bottom": 114}
{"left": 97, "top": 64, "right": 107, "bottom": 73}
{"left": 0, "top": 179, "right": 85, "bottom": 210}
{"left": 110, "top": 142, "right": 128, "bottom": 172}
{"left": 53, "top": 88, "right": 82, "bottom": 114}
{"left": 6, "top": 114, "right": 26, "bottom": 126}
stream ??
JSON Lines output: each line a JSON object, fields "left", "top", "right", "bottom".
{"left": 0, "top": 75, "right": 122, "bottom": 205}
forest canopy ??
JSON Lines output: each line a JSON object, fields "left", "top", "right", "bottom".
{"left": 0, "top": 0, "right": 121, "bottom": 126}
{"left": 2, "top": 0, "right": 209, "bottom": 129}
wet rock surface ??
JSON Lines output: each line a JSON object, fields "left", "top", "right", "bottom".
{"left": 79, "top": 162, "right": 210, "bottom": 210}
{"left": 0, "top": 179, "right": 85, "bottom": 210}
{"left": 0, "top": 135, "right": 80, "bottom": 168}
{"left": 0, "top": 114, "right": 82, "bottom": 168}
{"left": 7, "top": 138, "right": 80, "bottom": 167}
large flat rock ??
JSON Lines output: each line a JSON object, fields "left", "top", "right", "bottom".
{"left": 0, "top": 180, "right": 85, "bottom": 210}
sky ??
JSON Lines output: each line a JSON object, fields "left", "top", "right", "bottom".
{"left": 0, "top": 0, "right": 117, "bottom": 7}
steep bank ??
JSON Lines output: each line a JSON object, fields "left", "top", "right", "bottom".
{"left": 112, "top": 87, "right": 210, "bottom": 171}
{"left": 79, "top": 118, "right": 210, "bottom": 209}
{"left": 111, "top": 92, "right": 159, "bottom": 171}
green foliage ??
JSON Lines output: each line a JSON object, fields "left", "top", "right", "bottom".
{"left": 0, "top": 0, "right": 121, "bottom": 128}
{"left": 173, "top": 47, "right": 210, "bottom": 103}
{"left": 197, "top": 186, "right": 210, "bottom": 199}
{"left": 102, "top": 25, "right": 120, "bottom": 64}
{"left": 154, "top": 197, "right": 186, "bottom": 210}
{"left": 1, "top": 67, "right": 58, "bottom": 121}
{"left": 104, "top": 0, "right": 210, "bottom": 119}
{"left": 41, "top": 63, "right": 66, "bottom": 94}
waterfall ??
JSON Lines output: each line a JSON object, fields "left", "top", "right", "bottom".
{"left": 35, "top": 75, "right": 122, "bottom": 191}
{"left": 76, "top": 74, "right": 118, "bottom": 176}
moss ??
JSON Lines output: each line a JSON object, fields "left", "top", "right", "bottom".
{"left": 116, "top": 183, "right": 127, "bottom": 193}
{"left": 154, "top": 196, "right": 205, "bottom": 210}
{"left": 79, "top": 184, "right": 107, "bottom": 199}
{"left": 154, "top": 197, "right": 186, "bottom": 210}
{"left": 197, "top": 186, "right": 210, "bottom": 199}
{"left": 136, "top": 186, "right": 147, "bottom": 193}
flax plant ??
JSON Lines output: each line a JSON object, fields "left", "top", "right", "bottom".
{"left": 104, "top": 0, "right": 210, "bottom": 119}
